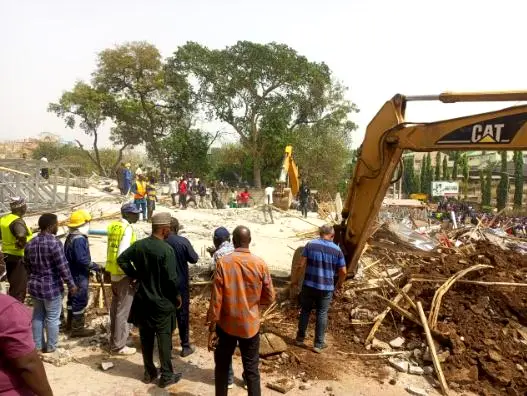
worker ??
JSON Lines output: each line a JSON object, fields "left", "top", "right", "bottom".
{"left": 0, "top": 197, "right": 33, "bottom": 302}
{"left": 25, "top": 213, "right": 77, "bottom": 353}
{"left": 239, "top": 188, "right": 250, "bottom": 208}
{"left": 178, "top": 177, "right": 188, "bottom": 209}
{"left": 132, "top": 175, "right": 148, "bottom": 221}
{"left": 0, "top": 294, "right": 54, "bottom": 396}
{"left": 135, "top": 164, "right": 144, "bottom": 177}
{"left": 118, "top": 212, "right": 183, "bottom": 388}
{"left": 197, "top": 180, "right": 207, "bottom": 208}
{"left": 292, "top": 224, "right": 346, "bottom": 353}
{"left": 122, "top": 163, "right": 132, "bottom": 195}
{"left": 207, "top": 226, "right": 275, "bottom": 396}
{"left": 40, "top": 156, "right": 49, "bottom": 180}
{"left": 106, "top": 203, "right": 141, "bottom": 355}
{"left": 146, "top": 176, "right": 158, "bottom": 221}
{"left": 169, "top": 175, "right": 179, "bottom": 206}
{"left": 64, "top": 209, "right": 100, "bottom": 338}
{"left": 263, "top": 185, "right": 275, "bottom": 224}
{"left": 299, "top": 181, "right": 310, "bottom": 218}
{"left": 211, "top": 187, "right": 222, "bottom": 209}
{"left": 117, "top": 162, "right": 126, "bottom": 195}
{"left": 166, "top": 217, "right": 199, "bottom": 357}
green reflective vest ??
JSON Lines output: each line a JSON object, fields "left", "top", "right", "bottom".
{"left": 106, "top": 220, "right": 136, "bottom": 276}
{"left": 0, "top": 213, "right": 33, "bottom": 257}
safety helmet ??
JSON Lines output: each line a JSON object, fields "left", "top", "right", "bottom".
{"left": 67, "top": 209, "right": 92, "bottom": 228}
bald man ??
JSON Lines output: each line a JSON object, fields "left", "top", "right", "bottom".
{"left": 207, "top": 226, "right": 275, "bottom": 396}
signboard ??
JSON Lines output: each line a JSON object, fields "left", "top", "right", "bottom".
{"left": 432, "top": 181, "right": 459, "bottom": 197}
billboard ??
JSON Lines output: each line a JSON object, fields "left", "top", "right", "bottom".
{"left": 432, "top": 181, "right": 459, "bottom": 197}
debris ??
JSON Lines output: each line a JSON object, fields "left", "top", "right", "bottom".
{"left": 100, "top": 361, "right": 114, "bottom": 371}
{"left": 405, "top": 385, "right": 428, "bottom": 396}
{"left": 299, "top": 383, "right": 311, "bottom": 390}
{"left": 389, "top": 336, "right": 405, "bottom": 348}
{"left": 517, "top": 364, "right": 525, "bottom": 372}
{"left": 409, "top": 366, "right": 424, "bottom": 376}
{"left": 488, "top": 349, "right": 503, "bottom": 362}
{"left": 371, "top": 338, "right": 392, "bottom": 351}
{"left": 325, "top": 386, "right": 333, "bottom": 392}
{"left": 40, "top": 348, "right": 72, "bottom": 367}
{"left": 388, "top": 358, "right": 409, "bottom": 373}
{"left": 444, "top": 366, "right": 478, "bottom": 384}
{"left": 423, "top": 366, "right": 434, "bottom": 375}
{"left": 260, "top": 333, "right": 287, "bottom": 357}
{"left": 266, "top": 378, "right": 295, "bottom": 394}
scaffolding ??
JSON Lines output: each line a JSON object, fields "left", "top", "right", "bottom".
{"left": 0, "top": 159, "right": 79, "bottom": 214}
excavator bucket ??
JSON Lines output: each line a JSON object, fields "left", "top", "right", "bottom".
{"left": 273, "top": 187, "right": 293, "bottom": 210}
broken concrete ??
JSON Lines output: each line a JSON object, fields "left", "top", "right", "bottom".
{"left": 409, "top": 366, "right": 424, "bottom": 376}
{"left": 260, "top": 333, "right": 287, "bottom": 357}
{"left": 388, "top": 358, "right": 409, "bottom": 373}
{"left": 405, "top": 385, "right": 428, "bottom": 396}
{"left": 389, "top": 336, "right": 405, "bottom": 348}
{"left": 371, "top": 338, "right": 392, "bottom": 351}
{"left": 100, "top": 361, "right": 114, "bottom": 371}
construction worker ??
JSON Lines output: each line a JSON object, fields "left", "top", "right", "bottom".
{"left": 146, "top": 176, "right": 158, "bottom": 221}
{"left": 123, "top": 163, "right": 132, "bottom": 195}
{"left": 132, "top": 175, "right": 148, "bottom": 221}
{"left": 0, "top": 197, "right": 33, "bottom": 302}
{"left": 64, "top": 210, "right": 100, "bottom": 337}
{"left": 106, "top": 203, "right": 141, "bottom": 355}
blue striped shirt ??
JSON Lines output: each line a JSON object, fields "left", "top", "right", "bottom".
{"left": 302, "top": 238, "right": 345, "bottom": 291}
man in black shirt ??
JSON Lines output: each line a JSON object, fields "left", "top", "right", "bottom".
{"left": 166, "top": 217, "right": 199, "bottom": 357}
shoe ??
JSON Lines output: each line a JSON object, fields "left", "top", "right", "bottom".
{"left": 180, "top": 345, "right": 195, "bottom": 357}
{"left": 312, "top": 343, "right": 328, "bottom": 354}
{"left": 228, "top": 383, "right": 234, "bottom": 389}
{"left": 295, "top": 338, "right": 305, "bottom": 347}
{"left": 70, "top": 314, "right": 96, "bottom": 338}
{"left": 116, "top": 346, "right": 136, "bottom": 355}
{"left": 158, "top": 372, "right": 182, "bottom": 388}
{"left": 142, "top": 369, "right": 159, "bottom": 384}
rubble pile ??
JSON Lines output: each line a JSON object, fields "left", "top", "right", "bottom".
{"left": 334, "top": 224, "right": 527, "bottom": 395}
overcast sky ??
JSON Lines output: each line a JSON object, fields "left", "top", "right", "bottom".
{"left": 1, "top": 0, "right": 526, "bottom": 149}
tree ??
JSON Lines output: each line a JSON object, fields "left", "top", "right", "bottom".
{"left": 424, "top": 153, "right": 433, "bottom": 196}
{"left": 496, "top": 151, "right": 509, "bottom": 211}
{"left": 420, "top": 160, "right": 427, "bottom": 194}
{"left": 169, "top": 41, "right": 358, "bottom": 188}
{"left": 483, "top": 167, "right": 492, "bottom": 207}
{"left": 451, "top": 152, "right": 460, "bottom": 180}
{"left": 48, "top": 81, "right": 112, "bottom": 175}
{"left": 402, "top": 157, "right": 416, "bottom": 196}
{"left": 462, "top": 153, "right": 470, "bottom": 200}
{"left": 513, "top": 151, "right": 524, "bottom": 209}
{"left": 442, "top": 155, "right": 449, "bottom": 180}
{"left": 479, "top": 169, "right": 485, "bottom": 206}
{"left": 435, "top": 152, "right": 441, "bottom": 180}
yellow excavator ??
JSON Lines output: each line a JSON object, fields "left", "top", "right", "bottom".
{"left": 273, "top": 145, "right": 300, "bottom": 210}
{"left": 337, "top": 90, "right": 527, "bottom": 276}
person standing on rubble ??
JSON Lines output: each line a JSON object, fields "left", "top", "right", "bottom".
{"left": 146, "top": 176, "right": 158, "bottom": 221}
{"left": 106, "top": 203, "right": 141, "bottom": 355}
{"left": 117, "top": 212, "right": 183, "bottom": 388}
{"left": 0, "top": 197, "right": 33, "bottom": 302}
{"left": 117, "top": 162, "right": 126, "bottom": 195}
{"left": 207, "top": 226, "right": 275, "bottom": 396}
{"left": 168, "top": 174, "right": 179, "bottom": 206}
{"left": 25, "top": 213, "right": 77, "bottom": 353}
{"left": 263, "top": 185, "right": 275, "bottom": 224}
{"left": 132, "top": 175, "right": 148, "bottom": 221}
{"left": 64, "top": 210, "right": 100, "bottom": 338}
{"left": 299, "top": 181, "right": 310, "bottom": 218}
{"left": 178, "top": 177, "right": 188, "bottom": 209}
{"left": 123, "top": 163, "right": 133, "bottom": 195}
{"left": 293, "top": 224, "right": 347, "bottom": 353}
{"left": 166, "top": 217, "right": 199, "bottom": 357}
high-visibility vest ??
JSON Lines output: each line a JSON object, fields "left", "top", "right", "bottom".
{"left": 105, "top": 220, "right": 136, "bottom": 276}
{"left": 134, "top": 181, "right": 146, "bottom": 199}
{"left": 0, "top": 213, "right": 33, "bottom": 256}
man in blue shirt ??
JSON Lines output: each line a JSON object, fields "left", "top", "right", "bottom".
{"left": 293, "top": 224, "right": 347, "bottom": 353}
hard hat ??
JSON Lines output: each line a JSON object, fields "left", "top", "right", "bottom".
{"left": 67, "top": 209, "right": 92, "bottom": 228}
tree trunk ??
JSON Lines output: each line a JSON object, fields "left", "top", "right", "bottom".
{"left": 75, "top": 138, "right": 106, "bottom": 176}
{"left": 111, "top": 144, "right": 129, "bottom": 178}
{"left": 253, "top": 161, "right": 262, "bottom": 189}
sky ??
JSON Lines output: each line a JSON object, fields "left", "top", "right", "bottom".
{"left": 1, "top": 0, "right": 526, "bottom": 149}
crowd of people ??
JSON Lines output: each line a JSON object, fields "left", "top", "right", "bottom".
{"left": 0, "top": 190, "right": 347, "bottom": 395}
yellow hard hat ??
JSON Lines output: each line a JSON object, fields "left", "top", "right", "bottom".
{"left": 67, "top": 209, "right": 92, "bottom": 228}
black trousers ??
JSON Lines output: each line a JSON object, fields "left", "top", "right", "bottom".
{"left": 214, "top": 326, "right": 260, "bottom": 396}
{"left": 139, "top": 322, "right": 175, "bottom": 380}
{"left": 175, "top": 288, "right": 190, "bottom": 347}
{"left": 5, "top": 254, "right": 27, "bottom": 302}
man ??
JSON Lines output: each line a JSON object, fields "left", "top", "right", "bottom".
{"left": 293, "top": 225, "right": 347, "bottom": 353}
{"left": 106, "top": 203, "right": 141, "bottom": 355}
{"left": 211, "top": 187, "right": 222, "bottom": 209}
{"left": 197, "top": 181, "right": 207, "bottom": 208}
{"left": 166, "top": 217, "right": 199, "bottom": 357}
{"left": 208, "top": 227, "right": 234, "bottom": 273}
{"left": 299, "top": 181, "right": 310, "bottom": 218}
{"left": 263, "top": 185, "right": 274, "bottom": 224}
{"left": 64, "top": 210, "right": 100, "bottom": 337}
{"left": 132, "top": 175, "right": 148, "bottom": 221}
{"left": 122, "top": 163, "right": 133, "bottom": 195}
{"left": 146, "top": 177, "right": 158, "bottom": 221}
{"left": 0, "top": 197, "right": 33, "bottom": 302}
{"left": 135, "top": 164, "right": 144, "bottom": 178}
{"left": 25, "top": 214, "right": 77, "bottom": 353}
{"left": 116, "top": 162, "right": 126, "bottom": 195}
{"left": 118, "top": 212, "right": 183, "bottom": 388}
{"left": 207, "top": 226, "right": 275, "bottom": 396}
{"left": 0, "top": 294, "right": 53, "bottom": 396}
{"left": 168, "top": 175, "right": 179, "bottom": 206}
{"left": 178, "top": 178, "right": 188, "bottom": 209}
{"left": 40, "top": 157, "right": 49, "bottom": 180}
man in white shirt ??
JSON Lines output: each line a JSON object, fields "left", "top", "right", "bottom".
{"left": 168, "top": 176, "right": 179, "bottom": 206}
{"left": 263, "top": 186, "right": 275, "bottom": 224}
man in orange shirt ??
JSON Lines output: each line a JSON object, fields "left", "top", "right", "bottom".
{"left": 207, "top": 226, "right": 275, "bottom": 396}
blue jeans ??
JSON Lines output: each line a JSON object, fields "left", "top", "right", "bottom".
{"left": 134, "top": 198, "right": 147, "bottom": 220}
{"left": 32, "top": 295, "right": 62, "bottom": 352}
{"left": 296, "top": 285, "right": 333, "bottom": 349}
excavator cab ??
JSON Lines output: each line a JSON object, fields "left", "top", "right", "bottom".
{"left": 273, "top": 145, "right": 300, "bottom": 210}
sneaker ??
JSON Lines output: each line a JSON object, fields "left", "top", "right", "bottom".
{"left": 312, "top": 344, "right": 328, "bottom": 354}
{"left": 158, "top": 372, "right": 182, "bottom": 388}
{"left": 180, "top": 345, "right": 196, "bottom": 357}
{"left": 117, "top": 346, "right": 136, "bottom": 355}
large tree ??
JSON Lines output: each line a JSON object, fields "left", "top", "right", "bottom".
{"left": 462, "top": 153, "right": 470, "bottom": 200}
{"left": 435, "top": 152, "right": 441, "bottom": 181}
{"left": 48, "top": 81, "right": 112, "bottom": 175}
{"left": 442, "top": 155, "right": 449, "bottom": 180}
{"left": 513, "top": 151, "right": 524, "bottom": 209}
{"left": 483, "top": 167, "right": 492, "bottom": 207}
{"left": 496, "top": 151, "right": 509, "bottom": 211}
{"left": 169, "top": 41, "right": 357, "bottom": 188}
{"left": 402, "top": 156, "right": 416, "bottom": 196}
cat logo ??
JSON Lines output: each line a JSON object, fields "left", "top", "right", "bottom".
{"left": 471, "top": 123, "right": 506, "bottom": 143}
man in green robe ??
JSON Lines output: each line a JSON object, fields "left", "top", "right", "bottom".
{"left": 117, "top": 212, "right": 182, "bottom": 388}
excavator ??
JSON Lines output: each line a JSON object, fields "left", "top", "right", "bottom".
{"left": 336, "top": 90, "right": 527, "bottom": 276}
{"left": 273, "top": 145, "right": 301, "bottom": 210}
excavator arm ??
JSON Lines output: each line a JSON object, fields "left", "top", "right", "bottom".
{"left": 340, "top": 91, "right": 527, "bottom": 275}
{"left": 278, "top": 145, "right": 300, "bottom": 197}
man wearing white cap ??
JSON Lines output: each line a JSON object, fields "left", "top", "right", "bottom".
{"left": 0, "top": 197, "right": 33, "bottom": 302}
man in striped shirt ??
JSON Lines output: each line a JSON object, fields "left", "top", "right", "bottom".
{"left": 207, "top": 225, "right": 275, "bottom": 396}
{"left": 293, "top": 224, "right": 347, "bottom": 353}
